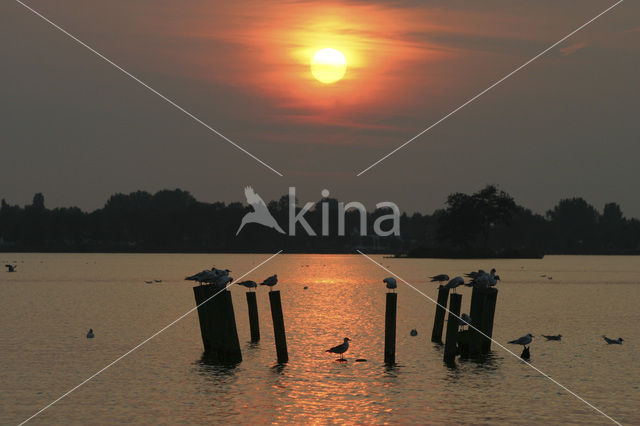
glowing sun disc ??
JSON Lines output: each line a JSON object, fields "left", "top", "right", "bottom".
{"left": 311, "top": 48, "right": 347, "bottom": 84}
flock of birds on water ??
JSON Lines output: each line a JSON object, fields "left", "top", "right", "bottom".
{"left": 3, "top": 261, "right": 626, "bottom": 350}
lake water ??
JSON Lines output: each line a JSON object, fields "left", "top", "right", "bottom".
{"left": 1, "top": 254, "right": 639, "bottom": 424}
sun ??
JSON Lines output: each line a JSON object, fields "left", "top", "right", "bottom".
{"left": 311, "top": 48, "right": 347, "bottom": 84}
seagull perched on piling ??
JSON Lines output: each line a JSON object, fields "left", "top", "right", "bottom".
{"left": 542, "top": 334, "right": 562, "bottom": 341}
{"left": 5, "top": 264, "right": 16, "bottom": 272}
{"left": 237, "top": 280, "right": 257, "bottom": 290}
{"left": 458, "top": 313, "right": 472, "bottom": 327}
{"left": 466, "top": 268, "right": 498, "bottom": 288}
{"left": 260, "top": 274, "right": 278, "bottom": 291}
{"left": 326, "top": 337, "right": 351, "bottom": 360}
{"left": 602, "top": 336, "right": 624, "bottom": 344}
{"left": 444, "top": 276, "right": 464, "bottom": 293}
{"left": 430, "top": 274, "right": 449, "bottom": 284}
{"left": 185, "top": 267, "right": 231, "bottom": 286}
{"left": 383, "top": 277, "right": 397, "bottom": 292}
{"left": 508, "top": 333, "right": 533, "bottom": 348}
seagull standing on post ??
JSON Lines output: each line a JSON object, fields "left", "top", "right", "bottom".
{"left": 444, "top": 276, "right": 464, "bottom": 293}
{"left": 508, "top": 333, "right": 533, "bottom": 348}
{"left": 237, "top": 280, "right": 257, "bottom": 291}
{"left": 260, "top": 274, "right": 278, "bottom": 291}
{"left": 430, "top": 274, "right": 449, "bottom": 284}
{"left": 383, "top": 277, "right": 397, "bottom": 292}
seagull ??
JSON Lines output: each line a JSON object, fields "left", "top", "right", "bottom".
{"left": 237, "top": 280, "right": 257, "bottom": 290}
{"left": 542, "top": 334, "right": 562, "bottom": 341}
{"left": 430, "top": 274, "right": 449, "bottom": 284}
{"left": 144, "top": 280, "right": 153, "bottom": 284}
{"left": 154, "top": 280, "right": 162, "bottom": 283}
{"left": 212, "top": 274, "right": 233, "bottom": 289}
{"left": 185, "top": 270, "right": 213, "bottom": 285}
{"left": 466, "top": 268, "right": 497, "bottom": 288}
{"left": 260, "top": 274, "right": 278, "bottom": 291}
{"left": 465, "top": 269, "right": 486, "bottom": 280}
{"left": 236, "top": 186, "right": 285, "bottom": 235}
{"left": 508, "top": 333, "right": 533, "bottom": 347}
{"left": 602, "top": 336, "right": 624, "bottom": 345}
{"left": 383, "top": 277, "right": 397, "bottom": 292}
{"left": 326, "top": 337, "right": 351, "bottom": 360}
{"left": 86, "top": 329, "right": 94, "bottom": 339}
{"left": 5, "top": 264, "right": 16, "bottom": 272}
{"left": 444, "top": 276, "right": 464, "bottom": 293}
{"left": 410, "top": 329, "right": 418, "bottom": 336}
{"left": 458, "top": 313, "right": 472, "bottom": 327}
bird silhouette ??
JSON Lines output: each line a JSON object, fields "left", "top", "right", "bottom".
{"left": 602, "top": 335, "right": 624, "bottom": 344}
{"left": 383, "top": 277, "right": 397, "bottom": 292}
{"left": 236, "top": 186, "right": 285, "bottom": 235}
{"left": 260, "top": 274, "right": 278, "bottom": 291}
{"left": 430, "top": 274, "right": 449, "bottom": 284}
{"left": 5, "top": 264, "right": 16, "bottom": 272}
{"left": 326, "top": 337, "right": 351, "bottom": 360}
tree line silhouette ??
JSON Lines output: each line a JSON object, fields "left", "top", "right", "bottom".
{"left": 1, "top": 185, "right": 639, "bottom": 256}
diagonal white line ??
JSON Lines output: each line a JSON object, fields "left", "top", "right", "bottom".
{"left": 13, "top": 0, "right": 284, "bottom": 177}
{"left": 18, "top": 250, "right": 284, "bottom": 425}
{"left": 357, "top": 250, "right": 621, "bottom": 425}
{"left": 356, "top": 0, "right": 624, "bottom": 176}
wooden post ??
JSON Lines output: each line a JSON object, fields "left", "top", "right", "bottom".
{"left": 481, "top": 288, "right": 498, "bottom": 353}
{"left": 443, "top": 293, "right": 462, "bottom": 363}
{"left": 468, "top": 287, "right": 489, "bottom": 357}
{"left": 384, "top": 292, "right": 398, "bottom": 365}
{"left": 193, "top": 286, "right": 242, "bottom": 363}
{"left": 269, "top": 290, "right": 288, "bottom": 364}
{"left": 431, "top": 285, "right": 450, "bottom": 343}
{"left": 246, "top": 291, "right": 260, "bottom": 342}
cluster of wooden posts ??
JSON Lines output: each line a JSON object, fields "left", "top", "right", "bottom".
{"left": 193, "top": 284, "right": 497, "bottom": 365}
{"left": 192, "top": 285, "right": 288, "bottom": 364}
{"left": 430, "top": 286, "right": 499, "bottom": 363}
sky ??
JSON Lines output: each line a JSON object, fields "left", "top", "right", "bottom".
{"left": 1, "top": 0, "right": 639, "bottom": 217}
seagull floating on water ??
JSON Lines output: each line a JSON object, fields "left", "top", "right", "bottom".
{"left": 602, "top": 336, "right": 624, "bottom": 344}
{"left": 383, "top": 277, "right": 397, "bottom": 292}
{"left": 326, "top": 337, "right": 351, "bottom": 360}
{"left": 508, "top": 333, "right": 533, "bottom": 347}
{"left": 430, "top": 274, "right": 449, "bottom": 284}
{"left": 444, "top": 276, "right": 464, "bottom": 293}
{"left": 237, "top": 280, "right": 257, "bottom": 290}
{"left": 144, "top": 280, "right": 153, "bottom": 284}
{"left": 5, "top": 264, "right": 16, "bottom": 272}
{"left": 86, "top": 329, "right": 94, "bottom": 338}
{"left": 542, "top": 334, "right": 562, "bottom": 341}
{"left": 154, "top": 280, "right": 162, "bottom": 283}
{"left": 260, "top": 274, "right": 278, "bottom": 291}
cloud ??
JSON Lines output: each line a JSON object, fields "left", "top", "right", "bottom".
{"left": 559, "top": 41, "right": 588, "bottom": 56}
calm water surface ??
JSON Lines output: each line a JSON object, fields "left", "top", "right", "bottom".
{"left": 1, "top": 254, "right": 639, "bottom": 424}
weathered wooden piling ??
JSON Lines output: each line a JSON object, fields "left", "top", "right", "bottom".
{"left": 268, "top": 290, "right": 288, "bottom": 364}
{"left": 443, "top": 293, "right": 462, "bottom": 363}
{"left": 467, "top": 287, "right": 500, "bottom": 356}
{"left": 193, "top": 286, "right": 242, "bottom": 363}
{"left": 468, "top": 287, "right": 489, "bottom": 357}
{"left": 481, "top": 288, "right": 498, "bottom": 353}
{"left": 384, "top": 292, "right": 398, "bottom": 364}
{"left": 431, "top": 285, "right": 450, "bottom": 343}
{"left": 246, "top": 291, "right": 260, "bottom": 342}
